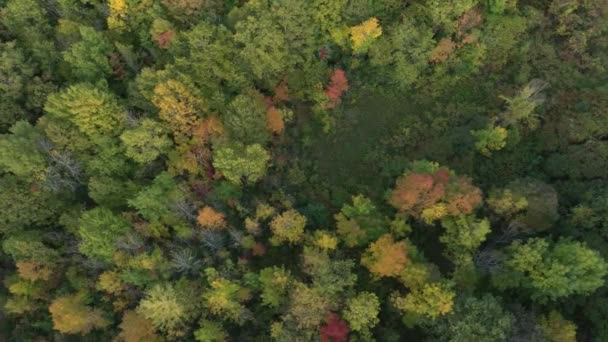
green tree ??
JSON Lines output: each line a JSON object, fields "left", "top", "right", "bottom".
{"left": 392, "top": 282, "right": 456, "bottom": 321}
{"left": 343, "top": 292, "right": 380, "bottom": 332}
{"left": 539, "top": 311, "right": 576, "bottom": 342}
{"left": 258, "top": 266, "right": 291, "bottom": 308}
{"left": 471, "top": 125, "right": 508, "bottom": 157}
{"left": 78, "top": 207, "right": 131, "bottom": 262}
{"left": 45, "top": 83, "right": 126, "bottom": 139}
{"left": 128, "top": 172, "right": 183, "bottom": 224}
{"left": 223, "top": 92, "right": 269, "bottom": 145}
{"left": 335, "top": 195, "right": 388, "bottom": 247}
{"left": 369, "top": 19, "right": 434, "bottom": 88}
{"left": 138, "top": 282, "right": 197, "bottom": 334}
{"left": 0, "top": 121, "right": 46, "bottom": 178}
{"left": 440, "top": 215, "right": 490, "bottom": 264}
{"left": 63, "top": 26, "right": 113, "bottom": 82}
{"left": 493, "top": 238, "right": 608, "bottom": 301}
{"left": 203, "top": 268, "right": 250, "bottom": 323}
{"left": 430, "top": 295, "right": 514, "bottom": 342}
{"left": 120, "top": 119, "right": 173, "bottom": 163}
{"left": 269, "top": 209, "right": 307, "bottom": 245}
{"left": 212, "top": 143, "right": 270, "bottom": 185}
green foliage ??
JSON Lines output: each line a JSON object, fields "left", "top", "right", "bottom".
{"left": 120, "top": 119, "right": 173, "bottom": 163}
{"left": 137, "top": 283, "right": 194, "bottom": 333}
{"left": 78, "top": 207, "right": 131, "bottom": 262}
{"left": 472, "top": 125, "right": 508, "bottom": 157}
{"left": 194, "top": 320, "right": 228, "bottom": 342}
{"left": 430, "top": 295, "right": 514, "bottom": 342}
{"left": 212, "top": 143, "right": 270, "bottom": 185}
{"left": 269, "top": 209, "right": 307, "bottom": 245}
{"left": 63, "top": 26, "right": 113, "bottom": 82}
{"left": 258, "top": 266, "right": 291, "bottom": 308}
{"left": 539, "top": 311, "right": 577, "bottom": 342}
{"left": 493, "top": 238, "right": 608, "bottom": 301}
{"left": 0, "top": 121, "right": 46, "bottom": 178}
{"left": 440, "top": 215, "right": 491, "bottom": 264}
{"left": 343, "top": 292, "right": 380, "bottom": 332}
{"left": 45, "top": 83, "right": 126, "bottom": 139}
{"left": 128, "top": 172, "right": 182, "bottom": 224}
{"left": 335, "top": 194, "right": 388, "bottom": 247}
{"left": 392, "top": 282, "right": 456, "bottom": 322}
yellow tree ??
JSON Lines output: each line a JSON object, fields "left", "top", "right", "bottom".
{"left": 152, "top": 79, "right": 206, "bottom": 138}
{"left": 361, "top": 234, "right": 408, "bottom": 278}
{"left": 49, "top": 294, "right": 109, "bottom": 335}
{"left": 350, "top": 17, "right": 382, "bottom": 54}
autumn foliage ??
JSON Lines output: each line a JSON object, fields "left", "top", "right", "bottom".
{"left": 197, "top": 206, "right": 227, "bottom": 230}
{"left": 320, "top": 313, "right": 350, "bottom": 342}
{"left": 361, "top": 234, "right": 408, "bottom": 278}
{"left": 266, "top": 106, "right": 285, "bottom": 133}
{"left": 389, "top": 167, "right": 482, "bottom": 222}
{"left": 325, "top": 69, "right": 349, "bottom": 109}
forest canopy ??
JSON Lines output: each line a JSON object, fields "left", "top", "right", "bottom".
{"left": 1, "top": 0, "right": 608, "bottom": 341}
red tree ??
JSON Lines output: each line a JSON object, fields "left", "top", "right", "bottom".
{"left": 320, "top": 313, "right": 349, "bottom": 342}
{"left": 325, "top": 69, "right": 349, "bottom": 108}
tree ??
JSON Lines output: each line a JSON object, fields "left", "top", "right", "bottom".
{"left": 197, "top": 206, "right": 227, "bottom": 230}
{"left": 499, "top": 79, "right": 549, "bottom": 130}
{"left": 269, "top": 209, "right": 307, "bottom": 245}
{"left": 128, "top": 172, "right": 183, "bottom": 224}
{"left": 335, "top": 195, "right": 388, "bottom": 247}
{"left": 233, "top": 1, "right": 291, "bottom": 82}
{"left": 194, "top": 320, "right": 228, "bottom": 342}
{"left": 120, "top": 119, "right": 172, "bottom": 163}
{"left": 488, "top": 179, "right": 559, "bottom": 233}
{"left": 118, "top": 311, "right": 160, "bottom": 342}
{"left": 350, "top": 17, "right": 382, "bottom": 54}
{"left": 78, "top": 207, "right": 131, "bottom": 262}
{"left": 212, "top": 143, "right": 270, "bottom": 185}
{"left": 369, "top": 19, "right": 434, "bottom": 88}
{"left": 539, "top": 311, "right": 576, "bottom": 342}
{"left": 45, "top": 83, "right": 126, "bottom": 139}
{"left": 223, "top": 92, "right": 269, "bottom": 145}
{"left": 430, "top": 295, "right": 514, "bottom": 342}
{"left": 493, "top": 238, "right": 608, "bottom": 301}
{"left": 319, "top": 313, "right": 349, "bottom": 342}
{"left": 259, "top": 266, "right": 291, "bottom": 308}
{"left": 361, "top": 234, "right": 408, "bottom": 278}
{"left": 343, "top": 292, "right": 380, "bottom": 332}
{"left": 325, "top": 69, "right": 349, "bottom": 109}
{"left": 203, "top": 268, "right": 250, "bottom": 323}
{"left": 392, "top": 282, "right": 455, "bottom": 320}
{"left": 49, "top": 294, "right": 109, "bottom": 335}
{"left": 137, "top": 283, "right": 194, "bottom": 333}
{"left": 440, "top": 215, "right": 491, "bottom": 264}
{"left": 152, "top": 79, "right": 206, "bottom": 138}
{"left": 63, "top": 26, "right": 113, "bottom": 82}
{"left": 471, "top": 125, "right": 508, "bottom": 157}
{"left": 0, "top": 121, "right": 46, "bottom": 178}
{"left": 389, "top": 161, "right": 482, "bottom": 223}
{"left": 287, "top": 283, "right": 330, "bottom": 329}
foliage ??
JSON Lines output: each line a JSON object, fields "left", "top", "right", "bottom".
{"left": 361, "top": 234, "right": 408, "bottom": 278}
{"left": 350, "top": 17, "right": 382, "bottom": 54}
{"left": 343, "top": 292, "right": 380, "bottom": 332}
{"left": 392, "top": 282, "right": 455, "bottom": 320}
{"left": 78, "top": 207, "right": 131, "bottom": 262}
{"left": 539, "top": 311, "right": 576, "bottom": 342}
{"left": 49, "top": 294, "right": 109, "bottom": 335}
{"left": 430, "top": 295, "right": 514, "bottom": 342}
{"left": 269, "top": 209, "right": 307, "bottom": 246}
{"left": 493, "top": 238, "right": 608, "bottom": 302}
{"left": 212, "top": 143, "right": 270, "bottom": 185}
